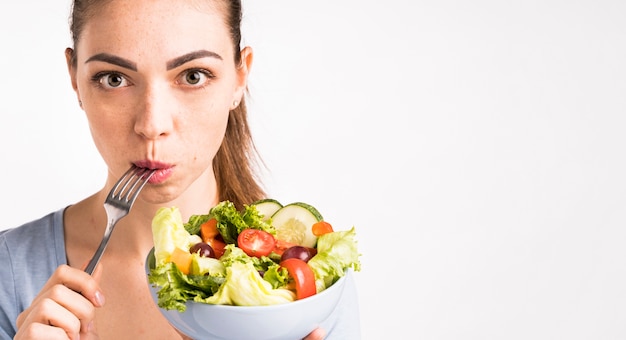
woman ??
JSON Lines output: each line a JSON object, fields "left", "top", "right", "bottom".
{"left": 0, "top": 0, "right": 360, "bottom": 339}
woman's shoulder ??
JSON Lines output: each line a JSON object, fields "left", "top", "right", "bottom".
{"left": 1, "top": 209, "right": 65, "bottom": 243}
{"left": 0, "top": 209, "right": 68, "bottom": 338}
{"left": 0, "top": 208, "right": 68, "bottom": 266}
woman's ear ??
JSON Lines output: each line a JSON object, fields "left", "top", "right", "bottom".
{"left": 233, "top": 46, "right": 253, "bottom": 106}
{"left": 65, "top": 47, "right": 82, "bottom": 107}
{"left": 65, "top": 48, "right": 78, "bottom": 91}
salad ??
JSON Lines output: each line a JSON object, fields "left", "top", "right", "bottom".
{"left": 148, "top": 199, "right": 361, "bottom": 312}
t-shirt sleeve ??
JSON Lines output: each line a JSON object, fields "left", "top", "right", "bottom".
{"left": 0, "top": 232, "right": 18, "bottom": 339}
{"left": 0, "top": 210, "right": 67, "bottom": 339}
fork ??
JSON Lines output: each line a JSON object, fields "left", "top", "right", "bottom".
{"left": 84, "top": 165, "right": 157, "bottom": 275}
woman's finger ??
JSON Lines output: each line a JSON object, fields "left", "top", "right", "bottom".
{"left": 15, "top": 321, "right": 69, "bottom": 340}
{"left": 17, "top": 297, "right": 82, "bottom": 339}
{"left": 43, "top": 264, "right": 105, "bottom": 308}
{"left": 303, "top": 328, "right": 326, "bottom": 340}
{"left": 16, "top": 264, "right": 105, "bottom": 337}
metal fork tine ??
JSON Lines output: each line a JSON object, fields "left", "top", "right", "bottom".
{"left": 120, "top": 168, "right": 151, "bottom": 202}
{"left": 110, "top": 166, "right": 144, "bottom": 200}
{"left": 126, "top": 171, "right": 152, "bottom": 203}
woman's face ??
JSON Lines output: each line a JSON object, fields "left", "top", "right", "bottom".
{"left": 67, "top": 0, "right": 251, "bottom": 203}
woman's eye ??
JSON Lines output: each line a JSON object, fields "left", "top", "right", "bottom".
{"left": 94, "top": 73, "right": 129, "bottom": 89}
{"left": 180, "top": 69, "right": 213, "bottom": 86}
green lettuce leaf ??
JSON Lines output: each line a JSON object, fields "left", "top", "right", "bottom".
{"left": 183, "top": 214, "right": 211, "bottom": 235}
{"left": 307, "top": 227, "right": 361, "bottom": 292}
{"left": 207, "top": 201, "right": 247, "bottom": 244}
{"left": 191, "top": 254, "right": 225, "bottom": 276}
{"left": 148, "top": 262, "right": 224, "bottom": 312}
{"left": 241, "top": 204, "right": 275, "bottom": 235}
{"left": 204, "top": 261, "right": 295, "bottom": 306}
{"left": 207, "top": 201, "right": 275, "bottom": 244}
{"left": 151, "top": 207, "right": 192, "bottom": 266}
{"left": 218, "top": 245, "right": 288, "bottom": 289}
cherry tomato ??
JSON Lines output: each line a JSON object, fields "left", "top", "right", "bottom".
{"left": 280, "top": 258, "right": 316, "bottom": 300}
{"left": 312, "top": 221, "right": 333, "bottom": 236}
{"left": 237, "top": 229, "right": 276, "bottom": 257}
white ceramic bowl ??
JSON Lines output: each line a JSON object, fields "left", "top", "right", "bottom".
{"left": 145, "top": 248, "right": 347, "bottom": 340}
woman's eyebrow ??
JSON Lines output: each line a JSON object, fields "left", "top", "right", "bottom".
{"left": 85, "top": 53, "right": 137, "bottom": 71}
{"left": 166, "top": 50, "right": 223, "bottom": 70}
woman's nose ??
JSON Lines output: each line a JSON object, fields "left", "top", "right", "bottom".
{"left": 133, "top": 83, "right": 174, "bottom": 140}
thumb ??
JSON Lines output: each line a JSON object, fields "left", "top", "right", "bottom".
{"left": 90, "top": 262, "right": 104, "bottom": 283}
{"left": 79, "top": 260, "right": 106, "bottom": 308}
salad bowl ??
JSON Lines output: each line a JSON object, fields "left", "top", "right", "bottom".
{"left": 145, "top": 248, "right": 348, "bottom": 340}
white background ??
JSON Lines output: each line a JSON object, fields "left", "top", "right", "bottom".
{"left": 2, "top": 1, "right": 626, "bottom": 339}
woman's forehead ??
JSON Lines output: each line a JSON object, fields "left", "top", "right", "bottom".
{"left": 77, "top": 0, "right": 233, "bottom": 63}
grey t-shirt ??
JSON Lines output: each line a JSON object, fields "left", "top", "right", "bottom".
{"left": 0, "top": 209, "right": 361, "bottom": 339}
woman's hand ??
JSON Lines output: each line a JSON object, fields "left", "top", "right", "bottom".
{"left": 15, "top": 264, "right": 105, "bottom": 339}
{"left": 304, "top": 328, "right": 326, "bottom": 340}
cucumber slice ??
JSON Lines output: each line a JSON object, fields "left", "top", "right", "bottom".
{"left": 251, "top": 198, "right": 283, "bottom": 221}
{"left": 271, "top": 202, "right": 323, "bottom": 248}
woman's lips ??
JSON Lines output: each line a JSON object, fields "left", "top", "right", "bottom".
{"left": 133, "top": 160, "right": 174, "bottom": 184}
{"left": 147, "top": 167, "right": 173, "bottom": 184}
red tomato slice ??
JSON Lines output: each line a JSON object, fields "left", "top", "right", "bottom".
{"left": 312, "top": 221, "right": 333, "bottom": 236}
{"left": 280, "top": 258, "right": 316, "bottom": 300}
{"left": 237, "top": 229, "right": 276, "bottom": 257}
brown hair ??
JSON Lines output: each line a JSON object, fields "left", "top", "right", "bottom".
{"left": 68, "top": 0, "right": 267, "bottom": 209}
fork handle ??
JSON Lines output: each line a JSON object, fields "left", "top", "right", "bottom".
{"left": 85, "top": 232, "right": 113, "bottom": 275}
